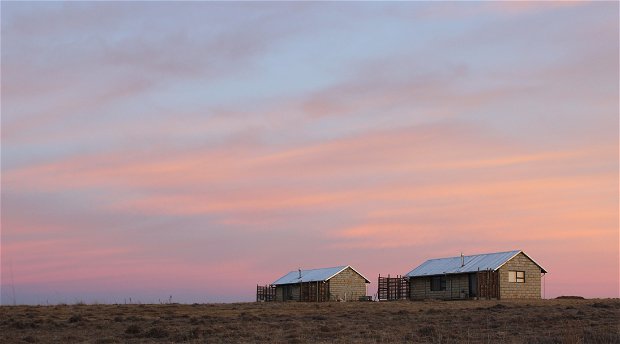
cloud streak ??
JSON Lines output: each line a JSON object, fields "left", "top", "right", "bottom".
{"left": 2, "top": 1, "right": 617, "bottom": 303}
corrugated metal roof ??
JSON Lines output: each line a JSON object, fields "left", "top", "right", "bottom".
{"left": 272, "top": 265, "right": 370, "bottom": 285}
{"left": 405, "top": 250, "right": 545, "bottom": 277}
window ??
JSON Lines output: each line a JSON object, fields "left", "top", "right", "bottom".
{"left": 431, "top": 276, "right": 447, "bottom": 291}
{"left": 509, "top": 271, "right": 525, "bottom": 283}
{"left": 285, "top": 286, "right": 294, "bottom": 300}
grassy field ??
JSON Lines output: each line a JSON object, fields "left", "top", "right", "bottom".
{"left": 1, "top": 299, "right": 618, "bottom": 343}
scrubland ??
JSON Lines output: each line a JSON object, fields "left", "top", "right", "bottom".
{"left": 1, "top": 298, "right": 618, "bottom": 343}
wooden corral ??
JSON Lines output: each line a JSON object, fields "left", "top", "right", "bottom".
{"left": 377, "top": 274, "right": 409, "bottom": 301}
{"left": 256, "top": 285, "right": 276, "bottom": 302}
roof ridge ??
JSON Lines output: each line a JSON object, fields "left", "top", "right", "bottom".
{"left": 465, "top": 249, "right": 520, "bottom": 257}
{"left": 405, "top": 250, "right": 527, "bottom": 277}
{"left": 273, "top": 265, "right": 367, "bottom": 285}
{"left": 440, "top": 250, "right": 521, "bottom": 260}
{"left": 289, "top": 265, "right": 347, "bottom": 274}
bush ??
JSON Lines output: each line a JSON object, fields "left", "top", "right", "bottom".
{"left": 145, "top": 327, "right": 169, "bottom": 338}
{"left": 125, "top": 324, "right": 142, "bottom": 335}
{"left": 68, "top": 315, "right": 82, "bottom": 323}
{"left": 582, "top": 328, "right": 620, "bottom": 343}
{"left": 591, "top": 302, "right": 611, "bottom": 309}
{"left": 418, "top": 325, "right": 437, "bottom": 337}
{"left": 173, "top": 327, "right": 201, "bottom": 341}
{"left": 490, "top": 304, "right": 508, "bottom": 310}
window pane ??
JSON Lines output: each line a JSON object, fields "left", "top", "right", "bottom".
{"left": 509, "top": 271, "right": 516, "bottom": 282}
{"left": 431, "top": 276, "right": 447, "bottom": 291}
{"left": 516, "top": 271, "right": 524, "bottom": 278}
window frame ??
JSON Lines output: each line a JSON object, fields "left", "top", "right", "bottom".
{"left": 430, "top": 276, "right": 447, "bottom": 291}
{"left": 509, "top": 270, "right": 525, "bottom": 283}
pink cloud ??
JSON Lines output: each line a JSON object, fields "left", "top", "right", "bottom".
{"left": 2, "top": 1, "right": 616, "bottom": 304}
{"left": 5, "top": 122, "right": 614, "bottom": 218}
{"left": 486, "top": 1, "right": 591, "bottom": 15}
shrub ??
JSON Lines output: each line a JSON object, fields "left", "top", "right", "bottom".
{"left": 591, "top": 302, "right": 611, "bottom": 309}
{"left": 125, "top": 324, "right": 142, "bottom": 335}
{"left": 173, "top": 327, "right": 201, "bottom": 341}
{"left": 145, "top": 327, "right": 169, "bottom": 338}
{"left": 582, "top": 328, "right": 620, "bottom": 343}
{"left": 528, "top": 336, "right": 561, "bottom": 344}
{"left": 490, "top": 303, "right": 507, "bottom": 310}
{"left": 68, "top": 314, "right": 82, "bottom": 323}
{"left": 418, "top": 325, "right": 437, "bottom": 337}
{"left": 189, "top": 316, "right": 204, "bottom": 325}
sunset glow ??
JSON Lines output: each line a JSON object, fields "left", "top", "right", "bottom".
{"left": 1, "top": 1, "right": 618, "bottom": 304}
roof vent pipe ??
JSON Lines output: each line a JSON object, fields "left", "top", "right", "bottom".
{"left": 298, "top": 268, "right": 302, "bottom": 279}
{"left": 461, "top": 252, "right": 465, "bottom": 267}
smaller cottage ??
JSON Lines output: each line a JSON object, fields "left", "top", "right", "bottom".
{"left": 272, "top": 265, "right": 370, "bottom": 302}
{"left": 406, "top": 250, "right": 547, "bottom": 300}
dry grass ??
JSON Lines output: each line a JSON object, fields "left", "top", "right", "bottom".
{"left": 1, "top": 299, "right": 618, "bottom": 343}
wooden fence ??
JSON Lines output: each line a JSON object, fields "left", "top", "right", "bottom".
{"left": 256, "top": 285, "right": 276, "bottom": 302}
{"left": 377, "top": 274, "right": 409, "bottom": 301}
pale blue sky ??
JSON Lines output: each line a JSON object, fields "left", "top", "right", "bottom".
{"left": 2, "top": 1, "right": 618, "bottom": 304}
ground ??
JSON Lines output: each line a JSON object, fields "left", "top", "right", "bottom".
{"left": 1, "top": 299, "right": 618, "bottom": 343}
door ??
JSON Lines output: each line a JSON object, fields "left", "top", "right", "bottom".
{"left": 477, "top": 270, "right": 500, "bottom": 299}
{"left": 468, "top": 273, "right": 477, "bottom": 298}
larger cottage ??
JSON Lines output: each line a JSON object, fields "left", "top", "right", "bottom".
{"left": 406, "top": 250, "right": 547, "bottom": 300}
{"left": 272, "top": 265, "right": 370, "bottom": 302}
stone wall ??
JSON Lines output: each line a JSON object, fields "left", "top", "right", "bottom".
{"left": 328, "top": 267, "right": 367, "bottom": 301}
{"left": 498, "top": 252, "right": 542, "bottom": 299}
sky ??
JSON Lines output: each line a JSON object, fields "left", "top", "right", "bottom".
{"left": 1, "top": 1, "right": 618, "bottom": 305}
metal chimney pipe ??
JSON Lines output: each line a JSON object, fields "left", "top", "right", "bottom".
{"left": 298, "top": 268, "right": 302, "bottom": 279}
{"left": 461, "top": 252, "right": 464, "bottom": 267}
